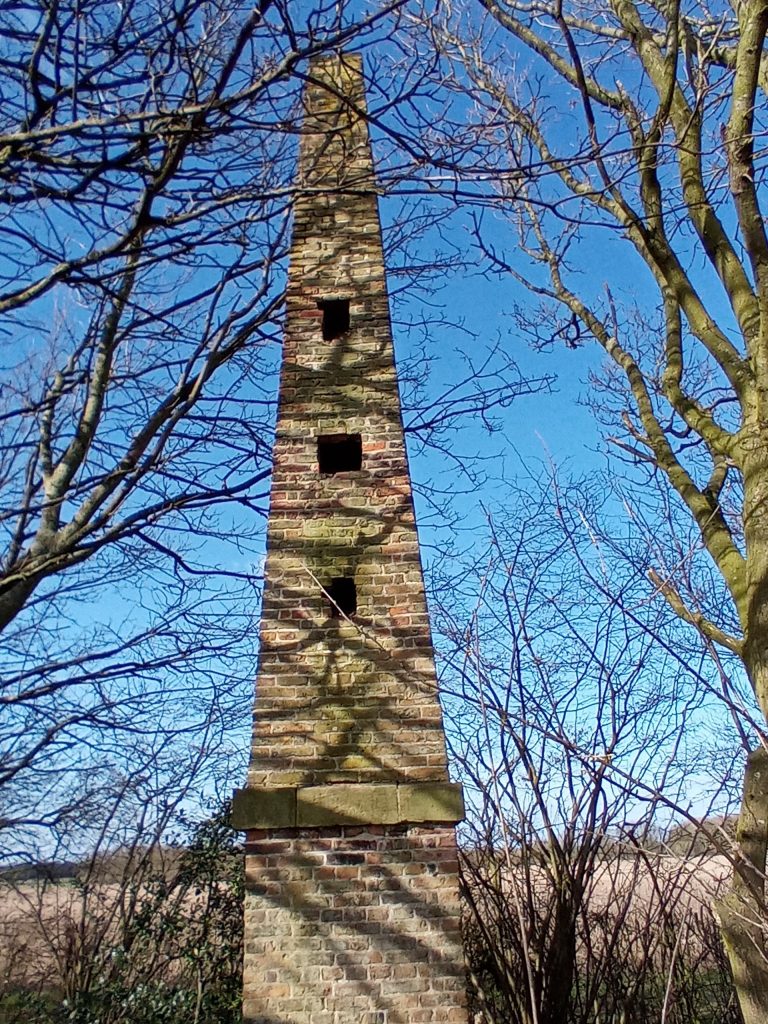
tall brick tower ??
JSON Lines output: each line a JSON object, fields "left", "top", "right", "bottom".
{"left": 232, "top": 53, "right": 467, "bottom": 1024}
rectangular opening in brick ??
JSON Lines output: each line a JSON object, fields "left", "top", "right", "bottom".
{"left": 327, "top": 577, "right": 357, "bottom": 617}
{"left": 317, "top": 433, "right": 362, "bottom": 475}
{"left": 318, "top": 298, "right": 350, "bottom": 340}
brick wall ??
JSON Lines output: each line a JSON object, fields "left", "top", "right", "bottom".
{"left": 246, "top": 53, "right": 449, "bottom": 788}
{"left": 237, "top": 52, "right": 468, "bottom": 1023}
{"left": 244, "top": 826, "right": 467, "bottom": 1024}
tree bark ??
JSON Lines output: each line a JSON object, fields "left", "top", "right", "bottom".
{"left": 715, "top": 746, "right": 768, "bottom": 1024}
{"left": 720, "top": 429, "right": 768, "bottom": 1021}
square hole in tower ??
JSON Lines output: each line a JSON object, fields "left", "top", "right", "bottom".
{"left": 327, "top": 577, "right": 357, "bottom": 618}
{"left": 318, "top": 298, "right": 350, "bottom": 340}
{"left": 317, "top": 433, "right": 362, "bottom": 475}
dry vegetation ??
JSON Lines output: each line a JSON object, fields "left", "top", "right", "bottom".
{"left": 462, "top": 846, "right": 740, "bottom": 1024}
{"left": 0, "top": 826, "right": 741, "bottom": 1024}
{"left": 0, "top": 814, "right": 242, "bottom": 1024}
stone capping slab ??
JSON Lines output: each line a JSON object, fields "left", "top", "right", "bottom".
{"left": 231, "top": 787, "right": 296, "bottom": 830}
{"left": 231, "top": 782, "right": 464, "bottom": 830}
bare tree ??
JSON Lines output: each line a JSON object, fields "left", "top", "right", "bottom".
{"left": 0, "top": 801, "right": 243, "bottom": 1023}
{"left": 0, "top": 0, "right": 546, "bottom": 871}
{"left": 0, "top": 1, "right": 433, "bottom": 856}
{"left": 431, "top": 473, "right": 745, "bottom": 1023}
{"left": 395, "top": 1, "right": 768, "bottom": 1017}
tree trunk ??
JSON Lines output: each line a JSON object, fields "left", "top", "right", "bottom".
{"left": 540, "top": 895, "right": 578, "bottom": 1024}
{"left": 714, "top": 746, "right": 768, "bottom": 1024}
{"left": 717, "top": 431, "right": 768, "bottom": 1022}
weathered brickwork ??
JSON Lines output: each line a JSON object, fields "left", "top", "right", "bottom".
{"left": 247, "top": 53, "right": 449, "bottom": 788}
{"left": 243, "top": 826, "right": 467, "bottom": 1024}
{"left": 238, "top": 52, "right": 467, "bottom": 1024}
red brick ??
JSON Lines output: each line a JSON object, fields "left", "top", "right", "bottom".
{"left": 240, "top": 54, "right": 467, "bottom": 1024}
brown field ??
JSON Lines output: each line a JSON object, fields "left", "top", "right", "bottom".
{"left": 0, "top": 851, "right": 732, "bottom": 998}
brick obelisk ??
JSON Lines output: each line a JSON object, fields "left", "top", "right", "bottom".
{"left": 233, "top": 53, "right": 468, "bottom": 1024}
